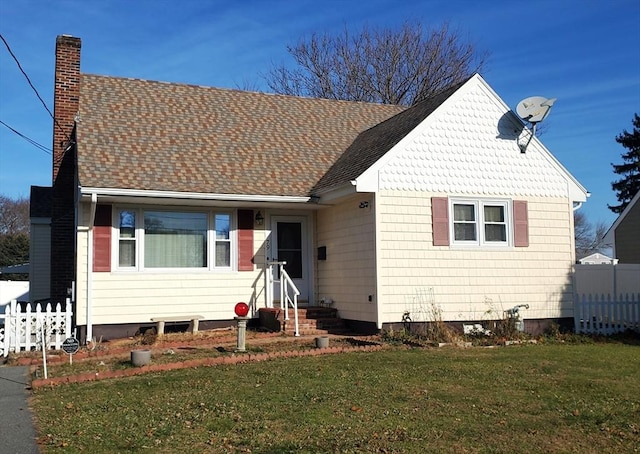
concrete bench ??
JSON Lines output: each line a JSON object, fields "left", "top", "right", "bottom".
{"left": 151, "top": 315, "right": 204, "bottom": 335}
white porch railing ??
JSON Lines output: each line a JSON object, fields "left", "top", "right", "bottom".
{"left": 266, "top": 261, "right": 300, "bottom": 336}
{"left": 574, "top": 293, "right": 640, "bottom": 335}
{"left": 0, "top": 298, "right": 73, "bottom": 357}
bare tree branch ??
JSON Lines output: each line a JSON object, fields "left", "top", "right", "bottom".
{"left": 0, "top": 195, "right": 29, "bottom": 235}
{"left": 264, "top": 21, "right": 488, "bottom": 106}
{"left": 574, "top": 211, "right": 607, "bottom": 259}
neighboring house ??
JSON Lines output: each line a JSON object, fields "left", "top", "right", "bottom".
{"left": 33, "top": 35, "right": 589, "bottom": 342}
{"left": 577, "top": 252, "right": 616, "bottom": 265}
{"left": 0, "top": 280, "right": 29, "bottom": 307}
{"left": 603, "top": 191, "right": 640, "bottom": 264}
{"left": 29, "top": 185, "right": 52, "bottom": 303}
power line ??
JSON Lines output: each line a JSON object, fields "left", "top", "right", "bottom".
{"left": 0, "top": 120, "right": 52, "bottom": 155}
{"left": 0, "top": 33, "right": 72, "bottom": 145}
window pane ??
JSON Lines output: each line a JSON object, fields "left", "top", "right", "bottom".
{"left": 277, "top": 222, "right": 302, "bottom": 249}
{"left": 484, "top": 205, "right": 506, "bottom": 242}
{"left": 144, "top": 211, "right": 207, "bottom": 268}
{"left": 485, "top": 224, "right": 507, "bottom": 242}
{"left": 119, "top": 211, "right": 135, "bottom": 238}
{"left": 215, "top": 242, "right": 231, "bottom": 267}
{"left": 278, "top": 251, "right": 303, "bottom": 278}
{"left": 215, "top": 214, "right": 230, "bottom": 240}
{"left": 484, "top": 206, "right": 505, "bottom": 223}
{"left": 454, "top": 223, "right": 477, "bottom": 241}
{"left": 454, "top": 204, "right": 475, "bottom": 221}
{"left": 277, "top": 222, "right": 303, "bottom": 278}
{"left": 119, "top": 241, "right": 135, "bottom": 267}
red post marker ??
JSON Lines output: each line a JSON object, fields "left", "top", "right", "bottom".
{"left": 235, "top": 302, "right": 249, "bottom": 317}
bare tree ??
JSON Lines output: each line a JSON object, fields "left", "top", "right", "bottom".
{"left": 0, "top": 195, "right": 29, "bottom": 235}
{"left": 265, "top": 21, "right": 487, "bottom": 106}
{"left": 0, "top": 195, "right": 30, "bottom": 278}
{"left": 574, "top": 211, "right": 607, "bottom": 259}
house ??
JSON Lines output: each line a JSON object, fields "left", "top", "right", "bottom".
{"left": 28, "top": 185, "right": 52, "bottom": 303}
{"left": 603, "top": 190, "right": 640, "bottom": 264}
{"left": 577, "top": 252, "right": 615, "bottom": 265}
{"left": 33, "top": 35, "right": 589, "bottom": 342}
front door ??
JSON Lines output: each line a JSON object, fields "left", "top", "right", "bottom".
{"left": 270, "top": 216, "right": 310, "bottom": 302}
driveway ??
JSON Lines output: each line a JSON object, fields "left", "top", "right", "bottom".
{"left": 0, "top": 365, "right": 39, "bottom": 453}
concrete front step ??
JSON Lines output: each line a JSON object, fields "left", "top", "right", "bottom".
{"left": 259, "top": 307, "right": 345, "bottom": 335}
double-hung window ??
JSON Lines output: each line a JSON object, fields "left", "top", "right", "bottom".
{"left": 118, "top": 210, "right": 137, "bottom": 267}
{"left": 450, "top": 199, "right": 510, "bottom": 247}
{"left": 116, "top": 208, "right": 233, "bottom": 270}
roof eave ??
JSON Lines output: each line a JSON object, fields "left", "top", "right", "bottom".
{"left": 80, "top": 187, "right": 313, "bottom": 208}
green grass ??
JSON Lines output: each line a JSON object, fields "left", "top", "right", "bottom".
{"left": 31, "top": 343, "right": 640, "bottom": 453}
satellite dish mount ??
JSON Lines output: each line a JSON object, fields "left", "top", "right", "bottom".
{"left": 515, "top": 96, "right": 557, "bottom": 153}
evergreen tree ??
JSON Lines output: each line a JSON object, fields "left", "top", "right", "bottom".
{"left": 609, "top": 113, "right": 640, "bottom": 214}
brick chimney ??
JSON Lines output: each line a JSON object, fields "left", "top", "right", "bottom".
{"left": 51, "top": 35, "right": 81, "bottom": 307}
{"left": 52, "top": 35, "right": 81, "bottom": 182}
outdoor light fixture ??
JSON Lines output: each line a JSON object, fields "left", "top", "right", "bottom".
{"left": 255, "top": 211, "right": 264, "bottom": 225}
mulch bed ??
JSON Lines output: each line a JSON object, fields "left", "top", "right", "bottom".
{"left": 5, "top": 329, "right": 384, "bottom": 388}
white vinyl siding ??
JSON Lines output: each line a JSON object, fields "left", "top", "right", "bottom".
{"left": 377, "top": 191, "right": 575, "bottom": 324}
{"left": 316, "top": 196, "right": 378, "bottom": 323}
{"left": 75, "top": 203, "right": 267, "bottom": 325}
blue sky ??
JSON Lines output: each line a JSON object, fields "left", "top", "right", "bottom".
{"left": 0, "top": 0, "right": 638, "bottom": 228}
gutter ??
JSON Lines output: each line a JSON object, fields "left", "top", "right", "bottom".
{"left": 80, "top": 187, "right": 311, "bottom": 204}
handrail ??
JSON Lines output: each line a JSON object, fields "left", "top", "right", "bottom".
{"left": 267, "top": 261, "right": 300, "bottom": 336}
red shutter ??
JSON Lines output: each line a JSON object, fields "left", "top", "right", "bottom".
{"left": 513, "top": 200, "right": 529, "bottom": 247}
{"left": 237, "top": 209, "right": 254, "bottom": 271}
{"left": 93, "top": 205, "right": 112, "bottom": 272}
{"left": 431, "top": 197, "right": 450, "bottom": 246}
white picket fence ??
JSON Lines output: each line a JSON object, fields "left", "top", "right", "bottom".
{"left": 574, "top": 293, "right": 640, "bottom": 335}
{"left": 0, "top": 299, "right": 73, "bottom": 357}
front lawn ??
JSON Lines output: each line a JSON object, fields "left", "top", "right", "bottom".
{"left": 31, "top": 343, "right": 639, "bottom": 453}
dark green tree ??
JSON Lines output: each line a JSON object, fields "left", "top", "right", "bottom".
{"left": 0, "top": 233, "right": 29, "bottom": 267}
{"left": 609, "top": 113, "right": 640, "bottom": 214}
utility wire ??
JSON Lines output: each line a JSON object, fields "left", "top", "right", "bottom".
{"left": 0, "top": 33, "right": 72, "bottom": 145}
{"left": 0, "top": 120, "right": 52, "bottom": 155}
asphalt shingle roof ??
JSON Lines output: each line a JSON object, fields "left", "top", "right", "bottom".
{"left": 77, "top": 75, "right": 405, "bottom": 198}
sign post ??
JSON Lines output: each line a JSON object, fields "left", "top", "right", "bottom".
{"left": 62, "top": 337, "right": 80, "bottom": 364}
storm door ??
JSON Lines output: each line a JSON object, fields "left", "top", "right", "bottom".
{"left": 269, "top": 216, "right": 310, "bottom": 302}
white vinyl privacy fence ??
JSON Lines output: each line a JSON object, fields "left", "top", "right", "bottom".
{"left": 573, "top": 264, "right": 640, "bottom": 334}
{"left": 0, "top": 299, "right": 73, "bottom": 357}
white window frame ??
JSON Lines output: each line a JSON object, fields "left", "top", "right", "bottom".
{"left": 449, "top": 198, "right": 512, "bottom": 247}
{"left": 112, "top": 207, "right": 237, "bottom": 272}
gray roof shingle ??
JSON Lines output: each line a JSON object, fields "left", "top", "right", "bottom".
{"left": 77, "top": 75, "right": 405, "bottom": 198}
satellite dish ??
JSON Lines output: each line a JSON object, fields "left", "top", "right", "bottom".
{"left": 515, "top": 96, "right": 557, "bottom": 153}
{"left": 516, "top": 96, "right": 557, "bottom": 124}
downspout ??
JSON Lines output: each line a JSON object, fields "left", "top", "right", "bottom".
{"left": 86, "top": 193, "right": 97, "bottom": 343}
{"left": 374, "top": 194, "right": 383, "bottom": 330}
